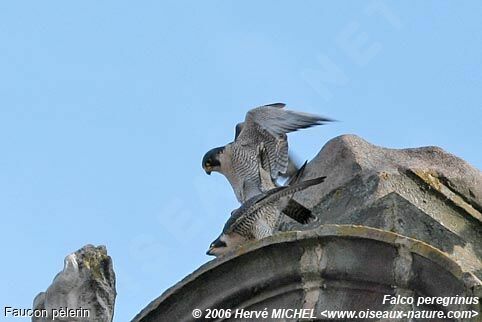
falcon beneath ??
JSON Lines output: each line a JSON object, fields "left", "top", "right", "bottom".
{"left": 206, "top": 176, "right": 326, "bottom": 257}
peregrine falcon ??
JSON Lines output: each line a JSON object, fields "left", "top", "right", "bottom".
{"left": 206, "top": 176, "right": 326, "bottom": 257}
{"left": 202, "top": 103, "right": 332, "bottom": 223}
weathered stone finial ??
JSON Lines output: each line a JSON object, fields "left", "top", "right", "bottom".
{"left": 33, "top": 244, "right": 116, "bottom": 322}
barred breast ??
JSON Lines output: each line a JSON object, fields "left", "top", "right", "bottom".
{"left": 231, "top": 144, "right": 264, "bottom": 201}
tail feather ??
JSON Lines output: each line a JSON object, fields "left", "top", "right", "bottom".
{"left": 282, "top": 199, "right": 316, "bottom": 224}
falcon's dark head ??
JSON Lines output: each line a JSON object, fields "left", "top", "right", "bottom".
{"left": 206, "top": 235, "right": 227, "bottom": 256}
{"left": 202, "top": 146, "right": 225, "bottom": 175}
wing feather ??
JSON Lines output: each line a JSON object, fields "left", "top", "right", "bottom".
{"left": 246, "top": 104, "right": 332, "bottom": 136}
{"left": 236, "top": 103, "right": 332, "bottom": 179}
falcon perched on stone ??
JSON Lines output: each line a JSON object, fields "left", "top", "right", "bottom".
{"left": 202, "top": 103, "right": 332, "bottom": 223}
{"left": 206, "top": 176, "right": 326, "bottom": 257}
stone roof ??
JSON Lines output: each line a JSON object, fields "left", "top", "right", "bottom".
{"left": 133, "top": 135, "right": 482, "bottom": 322}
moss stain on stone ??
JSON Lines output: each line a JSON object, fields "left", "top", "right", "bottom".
{"left": 82, "top": 248, "right": 109, "bottom": 280}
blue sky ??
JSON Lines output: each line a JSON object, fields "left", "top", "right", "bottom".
{"left": 0, "top": 1, "right": 481, "bottom": 321}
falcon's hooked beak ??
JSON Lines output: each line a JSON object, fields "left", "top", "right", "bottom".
{"left": 206, "top": 245, "right": 215, "bottom": 256}
{"left": 204, "top": 163, "right": 213, "bottom": 175}
{"left": 206, "top": 236, "right": 227, "bottom": 257}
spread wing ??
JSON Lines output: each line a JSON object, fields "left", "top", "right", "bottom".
{"left": 236, "top": 103, "right": 332, "bottom": 179}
